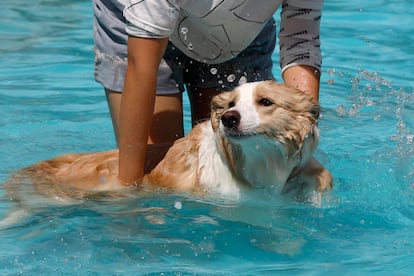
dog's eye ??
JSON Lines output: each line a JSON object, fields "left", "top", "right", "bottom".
{"left": 228, "top": 101, "right": 235, "bottom": 108}
{"left": 258, "top": 98, "right": 273, "bottom": 106}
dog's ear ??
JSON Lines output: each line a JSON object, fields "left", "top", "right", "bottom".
{"left": 210, "top": 91, "right": 237, "bottom": 130}
{"left": 210, "top": 95, "right": 225, "bottom": 131}
{"left": 310, "top": 102, "right": 321, "bottom": 120}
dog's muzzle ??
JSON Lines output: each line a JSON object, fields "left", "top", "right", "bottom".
{"left": 221, "top": 110, "right": 240, "bottom": 130}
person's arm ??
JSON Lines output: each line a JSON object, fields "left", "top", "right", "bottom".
{"left": 118, "top": 36, "right": 169, "bottom": 185}
{"left": 279, "top": 0, "right": 323, "bottom": 101}
{"left": 282, "top": 65, "right": 320, "bottom": 100}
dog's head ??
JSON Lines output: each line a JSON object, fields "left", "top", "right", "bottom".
{"left": 210, "top": 81, "right": 320, "bottom": 154}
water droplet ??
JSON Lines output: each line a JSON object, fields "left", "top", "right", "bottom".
{"left": 336, "top": 105, "right": 346, "bottom": 117}
{"left": 238, "top": 76, "right": 247, "bottom": 85}
{"left": 227, "top": 74, "right": 236, "bottom": 82}
{"left": 407, "top": 135, "right": 413, "bottom": 145}
{"left": 174, "top": 201, "right": 182, "bottom": 209}
{"left": 210, "top": 67, "right": 218, "bottom": 75}
{"left": 180, "top": 27, "right": 188, "bottom": 40}
{"left": 180, "top": 27, "right": 188, "bottom": 35}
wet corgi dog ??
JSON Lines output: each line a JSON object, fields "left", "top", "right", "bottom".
{"left": 2, "top": 81, "right": 332, "bottom": 221}
{"left": 145, "top": 81, "right": 333, "bottom": 199}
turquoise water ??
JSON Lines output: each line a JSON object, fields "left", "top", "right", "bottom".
{"left": 1, "top": 0, "right": 413, "bottom": 274}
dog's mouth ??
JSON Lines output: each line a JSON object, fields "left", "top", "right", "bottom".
{"left": 223, "top": 128, "right": 256, "bottom": 138}
{"left": 219, "top": 110, "right": 259, "bottom": 138}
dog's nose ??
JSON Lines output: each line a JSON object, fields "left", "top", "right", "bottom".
{"left": 221, "top": 110, "right": 240, "bottom": 129}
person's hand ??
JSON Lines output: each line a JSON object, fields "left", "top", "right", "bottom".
{"left": 116, "top": 175, "right": 142, "bottom": 187}
{"left": 282, "top": 65, "right": 320, "bottom": 101}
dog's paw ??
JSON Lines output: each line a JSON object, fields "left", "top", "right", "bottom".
{"left": 315, "top": 168, "right": 333, "bottom": 192}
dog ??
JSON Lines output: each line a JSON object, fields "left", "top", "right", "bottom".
{"left": 144, "top": 81, "right": 333, "bottom": 199}
{"left": 2, "top": 81, "right": 332, "bottom": 226}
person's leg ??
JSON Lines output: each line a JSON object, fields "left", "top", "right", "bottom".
{"left": 105, "top": 89, "right": 183, "bottom": 145}
{"left": 105, "top": 89, "right": 122, "bottom": 144}
{"left": 149, "top": 93, "right": 184, "bottom": 144}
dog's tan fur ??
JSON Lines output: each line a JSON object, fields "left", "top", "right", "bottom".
{"left": 3, "top": 81, "right": 332, "bottom": 206}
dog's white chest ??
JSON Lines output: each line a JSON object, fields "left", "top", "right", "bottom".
{"left": 196, "top": 124, "right": 242, "bottom": 198}
{"left": 194, "top": 124, "right": 293, "bottom": 198}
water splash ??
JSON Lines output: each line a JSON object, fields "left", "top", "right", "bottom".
{"left": 327, "top": 67, "right": 414, "bottom": 190}
{"left": 329, "top": 67, "right": 396, "bottom": 118}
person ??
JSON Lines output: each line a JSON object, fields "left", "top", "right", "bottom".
{"left": 93, "top": 0, "right": 324, "bottom": 186}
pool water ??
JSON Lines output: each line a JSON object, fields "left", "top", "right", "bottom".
{"left": 1, "top": 0, "right": 413, "bottom": 274}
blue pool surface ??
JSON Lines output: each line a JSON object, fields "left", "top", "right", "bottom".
{"left": 1, "top": 0, "right": 413, "bottom": 274}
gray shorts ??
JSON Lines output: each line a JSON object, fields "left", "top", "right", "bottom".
{"left": 93, "top": 0, "right": 276, "bottom": 95}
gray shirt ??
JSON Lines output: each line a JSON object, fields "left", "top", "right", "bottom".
{"left": 124, "top": 0, "right": 323, "bottom": 70}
